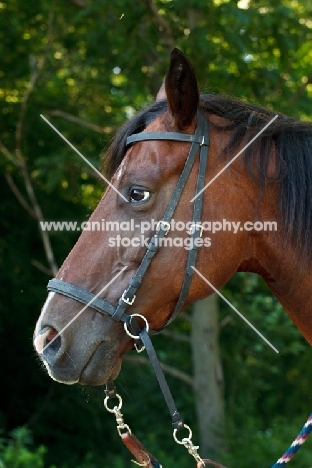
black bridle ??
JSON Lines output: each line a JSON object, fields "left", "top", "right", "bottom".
{"left": 47, "top": 110, "right": 209, "bottom": 435}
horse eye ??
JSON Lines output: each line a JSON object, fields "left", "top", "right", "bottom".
{"left": 130, "top": 188, "right": 150, "bottom": 203}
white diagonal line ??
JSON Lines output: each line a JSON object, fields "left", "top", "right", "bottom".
{"left": 192, "top": 266, "right": 279, "bottom": 353}
{"left": 42, "top": 266, "right": 128, "bottom": 353}
{"left": 40, "top": 114, "right": 128, "bottom": 202}
{"left": 190, "top": 114, "right": 278, "bottom": 202}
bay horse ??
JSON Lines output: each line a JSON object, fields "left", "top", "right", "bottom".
{"left": 34, "top": 48, "right": 312, "bottom": 394}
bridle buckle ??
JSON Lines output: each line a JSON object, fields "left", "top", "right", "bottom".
{"left": 134, "top": 342, "right": 146, "bottom": 353}
{"left": 121, "top": 290, "right": 136, "bottom": 305}
{"left": 156, "top": 220, "right": 171, "bottom": 236}
{"left": 188, "top": 222, "right": 204, "bottom": 237}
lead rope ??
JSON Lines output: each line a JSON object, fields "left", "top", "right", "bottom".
{"left": 271, "top": 413, "right": 312, "bottom": 467}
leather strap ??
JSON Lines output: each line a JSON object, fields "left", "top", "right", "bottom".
{"left": 198, "top": 460, "right": 227, "bottom": 468}
{"left": 162, "top": 111, "right": 209, "bottom": 328}
{"left": 121, "top": 432, "right": 227, "bottom": 468}
{"left": 120, "top": 432, "right": 162, "bottom": 468}
{"left": 47, "top": 278, "right": 123, "bottom": 320}
{"left": 139, "top": 328, "right": 183, "bottom": 429}
{"left": 117, "top": 111, "right": 209, "bottom": 333}
{"left": 127, "top": 131, "right": 209, "bottom": 146}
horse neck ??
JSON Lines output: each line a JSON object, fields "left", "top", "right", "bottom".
{"left": 240, "top": 225, "right": 312, "bottom": 344}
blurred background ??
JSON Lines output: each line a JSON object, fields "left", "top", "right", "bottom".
{"left": 1, "top": 0, "right": 312, "bottom": 466}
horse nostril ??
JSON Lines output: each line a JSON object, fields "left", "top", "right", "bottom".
{"left": 46, "top": 327, "right": 58, "bottom": 342}
{"left": 43, "top": 327, "right": 61, "bottom": 358}
{"left": 44, "top": 335, "right": 61, "bottom": 358}
{"left": 34, "top": 326, "right": 61, "bottom": 357}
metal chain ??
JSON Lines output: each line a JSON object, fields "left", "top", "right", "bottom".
{"left": 173, "top": 424, "right": 206, "bottom": 466}
{"left": 104, "top": 393, "right": 132, "bottom": 437}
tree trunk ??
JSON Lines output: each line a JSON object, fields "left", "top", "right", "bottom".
{"left": 191, "top": 294, "right": 224, "bottom": 458}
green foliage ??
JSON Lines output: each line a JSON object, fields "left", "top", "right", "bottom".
{"left": 0, "top": 427, "right": 49, "bottom": 468}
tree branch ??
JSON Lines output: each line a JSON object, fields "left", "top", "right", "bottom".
{"left": 179, "top": 311, "right": 192, "bottom": 323}
{"left": 4, "top": 172, "right": 36, "bottom": 219}
{"left": 47, "top": 110, "right": 109, "bottom": 134}
{"left": 66, "top": 0, "right": 88, "bottom": 8}
{"left": 220, "top": 315, "right": 233, "bottom": 328}
{"left": 143, "top": 0, "right": 175, "bottom": 51}
{"left": 10, "top": 3, "right": 58, "bottom": 276}
{"left": 123, "top": 354, "right": 193, "bottom": 387}
{"left": 15, "top": 4, "right": 55, "bottom": 155}
{"left": 289, "top": 73, "right": 312, "bottom": 105}
{"left": 160, "top": 329, "right": 190, "bottom": 343}
{"left": 31, "top": 259, "right": 54, "bottom": 276}
{"left": 0, "top": 140, "right": 20, "bottom": 167}
{"left": 14, "top": 159, "right": 58, "bottom": 275}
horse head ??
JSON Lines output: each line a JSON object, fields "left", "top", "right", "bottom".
{"left": 34, "top": 48, "right": 312, "bottom": 386}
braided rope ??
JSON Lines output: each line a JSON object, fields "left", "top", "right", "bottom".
{"left": 271, "top": 413, "right": 312, "bottom": 467}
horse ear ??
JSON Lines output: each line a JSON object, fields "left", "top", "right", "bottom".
{"left": 165, "top": 48, "right": 199, "bottom": 130}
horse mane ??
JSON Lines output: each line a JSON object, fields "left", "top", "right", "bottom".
{"left": 101, "top": 94, "right": 312, "bottom": 262}
{"left": 101, "top": 100, "right": 167, "bottom": 180}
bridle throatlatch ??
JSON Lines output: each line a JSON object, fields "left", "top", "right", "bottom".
{"left": 47, "top": 111, "right": 214, "bottom": 466}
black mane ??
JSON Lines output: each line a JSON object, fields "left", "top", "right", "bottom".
{"left": 101, "top": 95, "right": 312, "bottom": 261}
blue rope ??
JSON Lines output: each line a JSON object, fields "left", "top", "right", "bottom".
{"left": 151, "top": 461, "right": 162, "bottom": 468}
{"left": 271, "top": 413, "right": 312, "bottom": 467}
